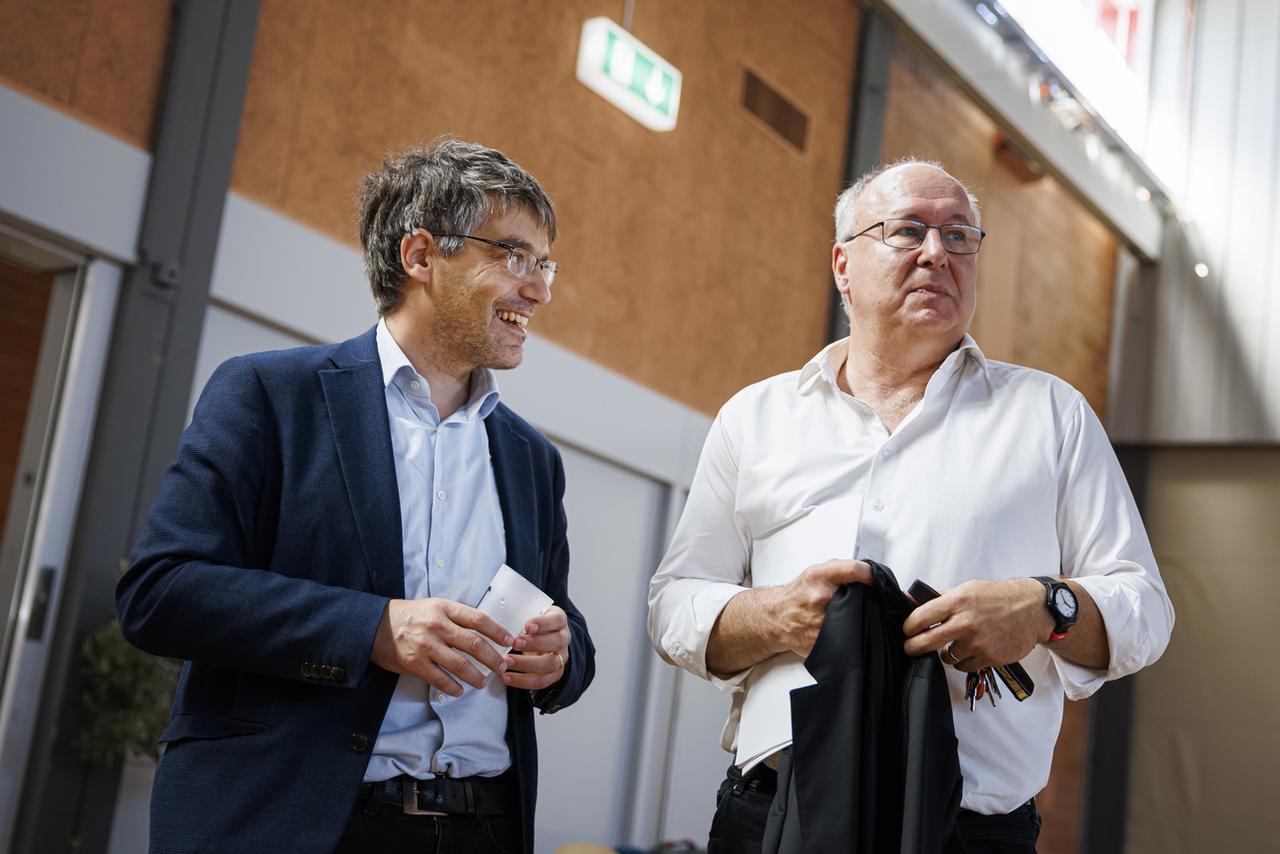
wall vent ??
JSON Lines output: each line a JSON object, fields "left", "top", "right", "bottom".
{"left": 741, "top": 69, "right": 808, "bottom": 152}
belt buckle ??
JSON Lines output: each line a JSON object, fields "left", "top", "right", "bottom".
{"left": 401, "top": 778, "right": 447, "bottom": 817}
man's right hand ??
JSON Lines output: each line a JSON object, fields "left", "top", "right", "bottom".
{"left": 706, "top": 559, "right": 871, "bottom": 677}
{"left": 776, "top": 559, "right": 873, "bottom": 656}
{"left": 371, "top": 599, "right": 514, "bottom": 696}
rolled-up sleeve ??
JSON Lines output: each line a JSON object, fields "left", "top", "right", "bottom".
{"left": 648, "top": 408, "right": 754, "bottom": 691}
{"left": 1052, "top": 396, "right": 1175, "bottom": 698}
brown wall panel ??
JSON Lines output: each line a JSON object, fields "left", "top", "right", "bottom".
{"left": 0, "top": 0, "right": 171, "bottom": 149}
{"left": 230, "top": 0, "right": 861, "bottom": 414}
{"left": 880, "top": 43, "right": 1122, "bottom": 854}
{"left": 880, "top": 46, "right": 1117, "bottom": 418}
{"left": 0, "top": 260, "right": 54, "bottom": 532}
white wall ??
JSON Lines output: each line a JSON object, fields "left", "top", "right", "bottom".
{"left": 1140, "top": 0, "right": 1280, "bottom": 441}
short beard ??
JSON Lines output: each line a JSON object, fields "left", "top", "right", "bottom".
{"left": 433, "top": 287, "right": 521, "bottom": 372}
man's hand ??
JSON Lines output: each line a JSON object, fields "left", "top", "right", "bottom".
{"left": 502, "top": 606, "right": 572, "bottom": 691}
{"left": 707, "top": 559, "right": 872, "bottom": 676}
{"left": 777, "top": 559, "right": 875, "bottom": 656}
{"left": 901, "top": 578, "right": 1051, "bottom": 670}
{"left": 371, "top": 598, "right": 514, "bottom": 696}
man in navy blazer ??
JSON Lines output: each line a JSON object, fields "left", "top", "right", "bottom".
{"left": 118, "top": 138, "right": 594, "bottom": 853}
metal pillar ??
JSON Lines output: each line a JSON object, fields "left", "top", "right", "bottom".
{"left": 828, "top": 8, "right": 896, "bottom": 343}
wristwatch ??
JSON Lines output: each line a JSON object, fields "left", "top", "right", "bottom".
{"left": 1033, "top": 576, "right": 1078, "bottom": 640}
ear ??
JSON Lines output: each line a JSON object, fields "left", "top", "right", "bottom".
{"left": 832, "top": 242, "right": 853, "bottom": 305}
{"left": 400, "top": 228, "right": 435, "bottom": 285}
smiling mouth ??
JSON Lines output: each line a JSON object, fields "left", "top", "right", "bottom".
{"left": 496, "top": 309, "right": 529, "bottom": 328}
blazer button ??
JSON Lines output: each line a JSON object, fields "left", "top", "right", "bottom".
{"left": 301, "top": 663, "right": 314, "bottom": 678}
{"left": 350, "top": 733, "right": 369, "bottom": 753}
{"left": 331, "top": 666, "right": 346, "bottom": 682}
{"left": 320, "top": 665, "right": 333, "bottom": 679}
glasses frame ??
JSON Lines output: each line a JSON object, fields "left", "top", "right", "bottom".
{"left": 435, "top": 233, "right": 559, "bottom": 286}
{"left": 843, "top": 219, "right": 987, "bottom": 255}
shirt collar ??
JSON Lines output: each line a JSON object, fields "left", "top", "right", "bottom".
{"left": 797, "top": 333, "right": 990, "bottom": 394}
{"left": 376, "top": 318, "right": 501, "bottom": 420}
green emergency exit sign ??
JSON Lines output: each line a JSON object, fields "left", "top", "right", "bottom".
{"left": 576, "top": 17, "right": 682, "bottom": 132}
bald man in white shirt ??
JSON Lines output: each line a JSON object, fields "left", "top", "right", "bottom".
{"left": 647, "top": 158, "right": 1173, "bottom": 854}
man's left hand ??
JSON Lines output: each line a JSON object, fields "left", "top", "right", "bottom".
{"left": 901, "top": 578, "right": 1051, "bottom": 670}
{"left": 502, "top": 606, "right": 571, "bottom": 690}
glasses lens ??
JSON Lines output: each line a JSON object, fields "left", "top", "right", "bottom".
{"left": 504, "top": 247, "right": 530, "bottom": 278}
{"left": 542, "top": 262, "right": 557, "bottom": 287}
{"left": 939, "top": 225, "right": 982, "bottom": 254}
{"left": 882, "top": 220, "right": 926, "bottom": 249}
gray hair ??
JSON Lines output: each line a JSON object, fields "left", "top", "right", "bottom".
{"left": 833, "top": 157, "right": 981, "bottom": 241}
{"left": 357, "top": 137, "right": 558, "bottom": 314}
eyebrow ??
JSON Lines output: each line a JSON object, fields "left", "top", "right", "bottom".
{"left": 495, "top": 235, "right": 551, "bottom": 261}
{"left": 891, "top": 211, "right": 974, "bottom": 225}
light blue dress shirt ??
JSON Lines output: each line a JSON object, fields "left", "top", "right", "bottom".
{"left": 364, "top": 319, "right": 510, "bottom": 781}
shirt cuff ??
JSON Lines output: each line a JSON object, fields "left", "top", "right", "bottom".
{"left": 1051, "top": 573, "right": 1163, "bottom": 699}
{"left": 660, "top": 582, "right": 752, "bottom": 692}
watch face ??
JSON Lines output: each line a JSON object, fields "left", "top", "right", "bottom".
{"left": 1054, "top": 587, "right": 1078, "bottom": 618}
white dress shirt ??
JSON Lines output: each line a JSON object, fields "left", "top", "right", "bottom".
{"left": 364, "top": 319, "right": 511, "bottom": 781}
{"left": 648, "top": 335, "right": 1174, "bottom": 814}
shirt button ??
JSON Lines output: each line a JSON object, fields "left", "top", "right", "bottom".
{"left": 436, "top": 490, "right": 446, "bottom": 500}
{"left": 410, "top": 380, "right": 421, "bottom": 391}
{"left": 872, "top": 499, "right": 885, "bottom": 512}
{"left": 880, "top": 448, "right": 891, "bottom": 457}
{"left": 435, "top": 558, "right": 445, "bottom": 568}
{"left": 435, "top": 692, "right": 447, "bottom": 704}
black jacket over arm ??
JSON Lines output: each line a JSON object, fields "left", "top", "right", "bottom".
{"left": 782, "top": 563, "right": 962, "bottom": 853}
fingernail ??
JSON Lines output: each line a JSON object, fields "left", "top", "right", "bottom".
{"left": 502, "top": 674, "right": 512, "bottom": 684}
{"left": 513, "top": 637, "right": 526, "bottom": 650}
{"left": 503, "top": 634, "right": 514, "bottom": 645}
{"left": 498, "top": 660, "right": 508, "bottom": 673}
{"left": 527, "top": 621, "right": 539, "bottom": 633}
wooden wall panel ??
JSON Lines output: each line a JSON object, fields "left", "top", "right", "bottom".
{"left": 0, "top": 0, "right": 171, "bottom": 149}
{"left": 0, "top": 260, "right": 54, "bottom": 532}
{"left": 230, "top": 0, "right": 861, "bottom": 415}
{"left": 880, "top": 46, "right": 1117, "bottom": 418}
{"left": 881, "top": 42, "right": 1122, "bottom": 854}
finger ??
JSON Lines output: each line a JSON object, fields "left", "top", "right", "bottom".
{"left": 812, "top": 559, "right": 873, "bottom": 586}
{"left": 901, "top": 598, "right": 954, "bottom": 637}
{"left": 448, "top": 602, "right": 515, "bottom": 646}
{"left": 416, "top": 661, "right": 466, "bottom": 697}
{"left": 504, "top": 651, "right": 562, "bottom": 676}
{"left": 437, "top": 647, "right": 492, "bottom": 691}
{"left": 441, "top": 623, "right": 507, "bottom": 674}
{"left": 467, "top": 631, "right": 510, "bottom": 674}
{"left": 524, "top": 606, "right": 566, "bottom": 635}
{"left": 500, "top": 670, "right": 559, "bottom": 691}
{"left": 902, "top": 622, "right": 960, "bottom": 658}
{"left": 514, "top": 627, "right": 570, "bottom": 654}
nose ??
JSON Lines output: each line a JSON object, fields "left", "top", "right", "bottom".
{"left": 916, "top": 226, "right": 949, "bottom": 268}
{"left": 519, "top": 273, "right": 552, "bottom": 305}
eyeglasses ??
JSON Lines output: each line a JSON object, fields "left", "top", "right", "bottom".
{"left": 436, "top": 234, "right": 559, "bottom": 286}
{"left": 843, "top": 219, "right": 986, "bottom": 255}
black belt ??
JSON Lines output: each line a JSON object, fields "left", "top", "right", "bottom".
{"left": 357, "top": 773, "right": 518, "bottom": 817}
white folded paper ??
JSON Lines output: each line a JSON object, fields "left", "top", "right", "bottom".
{"left": 465, "top": 564, "right": 554, "bottom": 677}
{"left": 735, "top": 494, "right": 861, "bottom": 769}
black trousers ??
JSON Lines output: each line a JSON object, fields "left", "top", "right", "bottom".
{"left": 707, "top": 763, "right": 1042, "bottom": 854}
{"left": 333, "top": 781, "right": 521, "bottom": 854}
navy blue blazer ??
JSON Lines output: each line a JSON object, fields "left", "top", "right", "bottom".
{"left": 117, "top": 326, "right": 594, "bottom": 853}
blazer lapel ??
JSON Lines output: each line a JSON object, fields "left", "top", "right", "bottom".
{"left": 486, "top": 407, "right": 538, "bottom": 585}
{"left": 320, "top": 329, "right": 404, "bottom": 598}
